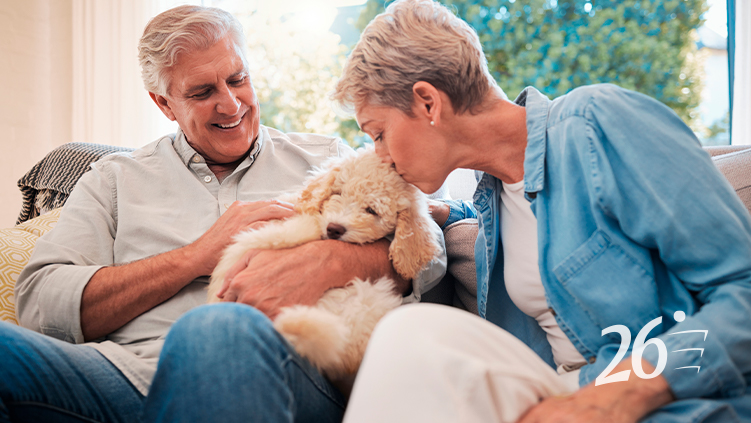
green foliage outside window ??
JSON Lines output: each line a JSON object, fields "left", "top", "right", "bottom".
{"left": 234, "top": 10, "right": 364, "bottom": 147}
{"left": 357, "top": 0, "right": 708, "bottom": 130}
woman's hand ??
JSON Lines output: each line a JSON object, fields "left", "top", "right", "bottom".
{"left": 427, "top": 199, "right": 450, "bottom": 227}
{"left": 517, "top": 359, "right": 675, "bottom": 423}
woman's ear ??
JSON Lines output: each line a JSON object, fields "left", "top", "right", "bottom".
{"left": 412, "top": 81, "right": 442, "bottom": 126}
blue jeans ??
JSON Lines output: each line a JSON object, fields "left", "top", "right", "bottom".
{"left": 142, "top": 303, "right": 346, "bottom": 422}
{"left": 0, "top": 321, "right": 144, "bottom": 422}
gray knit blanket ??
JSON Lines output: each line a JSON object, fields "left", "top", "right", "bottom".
{"left": 16, "top": 143, "right": 135, "bottom": 225}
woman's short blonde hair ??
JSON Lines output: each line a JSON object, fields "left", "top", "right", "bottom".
{"left": 138, "top": 5, "right": 247, "bottom": 96}
{"left": 332, "top": 0, "right": 500, "bottom": 116}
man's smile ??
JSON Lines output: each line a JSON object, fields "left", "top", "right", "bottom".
{"left": 212, "top": 112, "right": 245, "bottom": 129}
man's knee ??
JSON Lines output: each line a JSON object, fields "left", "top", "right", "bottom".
{"left": 164, "top": 303, "right": 284, "bottom": 359}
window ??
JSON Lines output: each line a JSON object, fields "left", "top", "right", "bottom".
{"left": 156, "top": 1, "right": 731, "bottom": 146}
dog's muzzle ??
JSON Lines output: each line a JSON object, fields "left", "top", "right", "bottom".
{"left": 326, "top": 223, "right": 346, "bottom": 240}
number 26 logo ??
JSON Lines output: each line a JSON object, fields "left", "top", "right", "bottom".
{"left": 595, "top": 312, "right": 707, "bottom": 386}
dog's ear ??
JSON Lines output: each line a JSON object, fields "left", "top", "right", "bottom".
{"left": 295, "top": 164, "right": 343, "bottom": 215}
{"left": 389, "top": 191, "right": 441, "bottom": 280}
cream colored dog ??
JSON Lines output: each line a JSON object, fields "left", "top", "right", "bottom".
{"left": 207, "top": 146, "right": 440, "bottom": 382}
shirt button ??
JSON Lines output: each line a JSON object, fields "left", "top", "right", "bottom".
{"left": 192, "top": 155, "right": 201, "bottom": 163}
{"left": 588, "top": 356, "right": 596, "bottom": 364}
{"left": 224, "top": 204, "right": 229, "bottom": 209}
{"left": 204, "top": 176, "right": 212, "bottom": 183}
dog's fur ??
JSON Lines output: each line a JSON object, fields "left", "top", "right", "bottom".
{"left": 207, "top": 146, "right": 440, "bottom": 381}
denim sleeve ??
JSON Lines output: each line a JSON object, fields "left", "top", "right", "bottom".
{"left": 441, "top": 199, "right": 477, "bottom": 229}
{"left": 587, "top": 85, "right": 751, "bottom": 399}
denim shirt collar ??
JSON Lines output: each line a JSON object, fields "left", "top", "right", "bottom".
{"left": 518, "top": 87, "right": 551, "bottom": 198}
{"left": 472, "top": 87, "right": 551, "bottom": 206}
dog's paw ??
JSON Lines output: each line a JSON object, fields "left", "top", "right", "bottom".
{"left": 274, "top": 306, "right": 349, "bottom": 374}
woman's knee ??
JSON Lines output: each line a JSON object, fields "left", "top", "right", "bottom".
{"left": 372, "top": 304, "right": 466, "bottom": 342}
{"left": 365, "top": 304, "right": 453, "bottom": 358}
{"left": 368, "top": 304, "right": 518, "bottom": 360}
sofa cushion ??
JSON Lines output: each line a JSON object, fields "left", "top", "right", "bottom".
{"left": 711, "top": 148, "right": 751, "bottom": 214}
{"left": 0, "top": 208, "right": 61, "bottom": 324}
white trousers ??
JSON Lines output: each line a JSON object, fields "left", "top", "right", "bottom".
{"left": 343, "top": 304, "right": 580, "bottom": 423}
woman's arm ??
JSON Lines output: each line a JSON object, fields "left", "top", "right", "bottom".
{"left": 428, "top": 198, "right": 477, "bottom": 228}
{"left": 518, "top": 359, "right": 674, "bottom": 423}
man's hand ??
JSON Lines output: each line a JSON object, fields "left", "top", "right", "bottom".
{"left": 517, "top": 359, "right": 675, "bottom": 423}
{"left": 217, "top": 238, "right": 404, "bottom": 319}
{"left": 186, "top": 200, "right": 296, "bottom": 276}
{"left": 81, "top": 200, "right": 294, "bottom": 341}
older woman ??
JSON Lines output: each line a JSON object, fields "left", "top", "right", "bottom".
{"left": 333, "top": 1, "right": 751, "bottom": 422}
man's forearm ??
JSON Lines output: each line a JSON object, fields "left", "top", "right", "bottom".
{"left": 303, "top": 238, "right": 409, "bottom": 294}
{"left": 80, "top": 244, "right": 205, "bottom": 341}
{"left": 221, "top": 237, "right": 410, "bottom": 317}
{"left": 346, "top": 238, "right": 410, "bottom": 294}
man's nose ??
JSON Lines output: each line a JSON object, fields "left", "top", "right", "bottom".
{"left": 216, "top": 86, "right": 241, "bottom": 115}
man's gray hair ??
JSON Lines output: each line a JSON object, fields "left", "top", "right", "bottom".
{"left": 138, "top": 5, "right": 247, "bottom": 96}
{"left": 332, "top": 0, "right": 502, "bottom": 116}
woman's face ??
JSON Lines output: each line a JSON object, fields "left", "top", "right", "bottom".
{"left": 154, "top": 35, "right": 260, "bottom": 165}
{"left": 356, "top": 103, "right": 450, "bottom": 194}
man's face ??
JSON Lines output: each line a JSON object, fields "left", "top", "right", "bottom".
{"left": 151, "top": 35, "right": 260, "bottom": 165}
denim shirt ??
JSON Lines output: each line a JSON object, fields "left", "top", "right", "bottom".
{"left": 449, "top": 85, "right": 751, "bottom": 420}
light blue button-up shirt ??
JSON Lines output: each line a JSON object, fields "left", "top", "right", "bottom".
{"left": 449, "top": 84, "right": 751, "bottom": 421}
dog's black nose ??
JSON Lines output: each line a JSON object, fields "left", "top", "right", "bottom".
{"left": 327, "top": 223, "right": 346, "bottom": 240}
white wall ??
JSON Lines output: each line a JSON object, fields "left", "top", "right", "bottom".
{"left": 0, "top": 0, "right": 182, "bottom": 228}
{"left": 0, "top": 0, "right": 73, "bottom": 227}
{"left": 71, "top": 0, "right": 178, "bottom": 151}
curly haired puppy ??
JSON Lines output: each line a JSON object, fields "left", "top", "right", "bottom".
{"left": 207, "top": 146, "right": 440, "bottom": 382}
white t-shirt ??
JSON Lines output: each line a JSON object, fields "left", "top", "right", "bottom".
{"left": 500, "top": 180, "right": 586, "bottom": 371}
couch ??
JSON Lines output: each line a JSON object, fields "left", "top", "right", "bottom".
{"left": 3, "top": 143, "right": 751, "bottom": 326}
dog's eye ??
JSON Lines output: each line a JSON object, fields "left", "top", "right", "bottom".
{"left": 365, "top": 206, "right": 378, "bottom": 216}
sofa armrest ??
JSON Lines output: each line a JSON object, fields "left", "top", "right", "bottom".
{"left": 711, "top": 147, "right": 751, "bottom": 214}
{"left": 421, "top": 218, "right": 479, "bottom": 314}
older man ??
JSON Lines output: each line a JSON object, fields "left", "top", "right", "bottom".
{"left": 2, "top": 5, "right": 446, "bottom": 423}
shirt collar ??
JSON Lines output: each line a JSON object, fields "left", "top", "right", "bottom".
{"left": 171, "top": 126, "right": 264, "bottom": 168}
{"left": 517, "top": 87, "right": 551, "bottom": 196}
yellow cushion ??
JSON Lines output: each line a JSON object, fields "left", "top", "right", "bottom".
{"left": 0, "top": 208, "right": 62, "bottom": 324}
